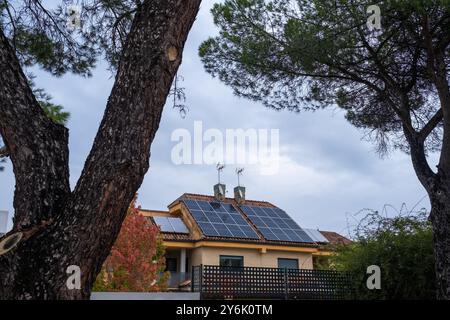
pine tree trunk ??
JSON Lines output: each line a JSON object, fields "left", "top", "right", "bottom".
{"left": 429, "top": 182, "right": 450, "bottom": 299}
{"left": 0, "top": 0, "right": 201, "bottom": 299}
{"left": 407, "top": 110, "right": 450, "bottom": 299}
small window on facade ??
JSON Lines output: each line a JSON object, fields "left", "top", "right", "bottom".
{"left": 278, "top": 258, "right": 299, "bottom": 269}
{"left": 219, "top": 255, "right": 244, "bottom": 268}
{"left": 166, "top": 257, "right": 177, "bottom": 272}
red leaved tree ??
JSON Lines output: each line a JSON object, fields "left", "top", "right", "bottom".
{"left": 93, "top": 199, "right": 168, "bottom": 292}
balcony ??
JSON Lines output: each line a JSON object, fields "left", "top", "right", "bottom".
{"left": 167, "top": 272, "right": 191, "bottom": 289}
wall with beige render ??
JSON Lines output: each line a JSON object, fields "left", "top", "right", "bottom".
{"left": 190, "top": 246, "right": 313, "bottom": 269}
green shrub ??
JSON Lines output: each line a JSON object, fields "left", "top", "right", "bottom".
{"left": 330, "top": 210, "right": 435, "bottom": 299}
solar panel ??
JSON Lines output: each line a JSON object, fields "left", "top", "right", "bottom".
{"left": 183, "top": 200, "right": 259, "bottom": 239}
{"left": 239, "top": 205, "right": 315, "bottom": 243}
{"left": 304, "top": 228, "right": 329, "bottom": 243}
{"left": 169, "top": 217, "right": 190, "bottom": 233}
{"left": 153, "top": 216, "right": 189, "bottom": 234}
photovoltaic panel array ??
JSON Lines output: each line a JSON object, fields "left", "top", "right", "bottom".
{"left": 304, "top": 228, "right": 329, "bottom": 243}
{"left": 239, "top": 205, "right": 315, "bottom": 243}
{"left": 183, "top": 200, "right": 259, "bottom": 239}
{"left": 153, "top": 216, "right": 189, "bottom": 234}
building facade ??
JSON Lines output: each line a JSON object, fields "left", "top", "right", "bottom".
{"left": 140, "top": 188, "right": 351, "bottom": 289}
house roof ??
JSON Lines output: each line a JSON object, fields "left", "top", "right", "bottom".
{"left": 319, "top": 231, "right": 353, "bottom": 245}
{"left": 142, "top": 193, "right": 348, "bottom": 248}
{"left": 168, "top": 193, "right": 275, "bottom": 209}
{"left": 172, "top": 194, "right": 322, "bottom": 247}
{"left": 156, "top": 229, "right": 352, "bottom": 246}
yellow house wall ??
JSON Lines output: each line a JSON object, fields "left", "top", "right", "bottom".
{"left": 190, "top": 246, "right": 313, "bottom": 269}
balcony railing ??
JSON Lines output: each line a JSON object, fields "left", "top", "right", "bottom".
{"left": 191, "top": 265, "right": 354, "bottom": 300}
{"left": 167, "top": 272, "right": 190, "bottom": 288}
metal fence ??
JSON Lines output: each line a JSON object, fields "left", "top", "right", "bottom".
{"left": 191, "top": 265, "right": 354, "bottom": 300}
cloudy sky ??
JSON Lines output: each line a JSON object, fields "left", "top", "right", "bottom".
{"left": 0, "top": 1, "right": 435, "bottom": 236}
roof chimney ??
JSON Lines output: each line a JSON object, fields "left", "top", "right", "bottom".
{"left": 214, "top": 183, "right": 226, "bottom": 201}
{"left": 234, "top": 186, "right": 245, "bottom": 204}
{"left": 234, "top": 168, "right": 245, "bottom": 204}
{"left": 214, "top": 163, "right": 226, "bottom": 201}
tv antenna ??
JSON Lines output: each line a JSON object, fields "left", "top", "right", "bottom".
{"left": 236, "top": 168, "right": 244, "bottom": 187}
{"left": 216, "top": 163, "right": 225, "bottom": 184}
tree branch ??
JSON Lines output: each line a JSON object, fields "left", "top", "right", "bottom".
{"left": 404, "top": 126, "right": 437, "bottom": 191}
{"left": 422, "top": 14, "right": 450, "bottom": 175}
{"left": 0, "top": 0, "right": 201, "bottom": 299}
{"left": 0, "top": 27, "right": 70, "bottom": 229}
{"left": 3, "top": 0, "right": 16, "bottom": 47}
{"left": 419, "top": 109, "right": 443, "bottom": 142}
{"left": 54, "top": 0, "right": 201, "bottom": 298}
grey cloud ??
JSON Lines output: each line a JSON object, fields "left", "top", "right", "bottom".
{"left": 0, "top": 1, "right": 433, "bottom": 236}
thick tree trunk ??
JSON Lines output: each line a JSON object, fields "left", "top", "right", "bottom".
{"left": 410, "top": 17, "right": 450, "bottom": 299}
{"left": 429, "top": 183, "right": 450, "bottom": 300}
{"left": 0, "top": 0, "right": 201, "bottom": 299}
{"left": 0, "top": 30, "right": 70, "bottom": 230}
{"left": 407, "top": 124, "right": 450, "bottom": 299}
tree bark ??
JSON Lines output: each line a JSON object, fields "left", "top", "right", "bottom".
{"left": 429, "top": 184, "right": 450, "bottom": 299}
{"left": 0, "top": 0, "right": 201, "bottom": 299}
{"left": 405, "top": 96, "right": 450, "bottom": 300}
{"left": 431, "top": 60, "right": 450, "bottom": 300}
{"left": 0, "top": 29, "right": 70, "bottom": 230}
{"left": 422, "top": 19, "right": 450, "bottom": 299}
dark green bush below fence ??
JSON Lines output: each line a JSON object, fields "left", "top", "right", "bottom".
{"left": 329, "top": 210, "right": 436, "bottom": 300}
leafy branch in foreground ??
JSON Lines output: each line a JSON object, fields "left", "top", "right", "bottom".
{"left": 169, "top": 74, "right": 188, "bottom": 118}
{"left": 29, "top": 76, "right": 70, "bottom": 126}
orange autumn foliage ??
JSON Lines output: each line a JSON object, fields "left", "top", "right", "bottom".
{"left": 93, "top": 201, "right": 168, "bottom": 292}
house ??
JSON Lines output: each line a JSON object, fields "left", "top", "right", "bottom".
{"left": 140, "top": 184, "right": 351, "bottom": 289}
{"left": 0, "top": 210, "right": 8, "bottom": 237}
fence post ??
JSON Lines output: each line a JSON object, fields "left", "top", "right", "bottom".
{"left": 191, "top": 266, "right": 195, "bottom": 292}
{"left": 200, "top": 264, "right": 203, "bottom": 299}
{"left": 284, "top": 267, "right": 288, "bottom": 300}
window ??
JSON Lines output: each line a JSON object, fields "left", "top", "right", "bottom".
{"left": 166, "top": 258, "right": 177, "bottom": 272}
{"left": 278, "top": 258, "right": 299, "bottom": 269}
{"left": 219, "top": 255, "right": 244, "bottom": 268}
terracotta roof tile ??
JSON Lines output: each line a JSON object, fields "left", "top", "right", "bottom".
{"left": 168, "top": 193, "right": 275, "bottom": 209}
{"left": 320, "top": 231, "right": 352, "bottom": 245}
{"left": 160, "top": 232, "right": 195, "bottom": 241}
